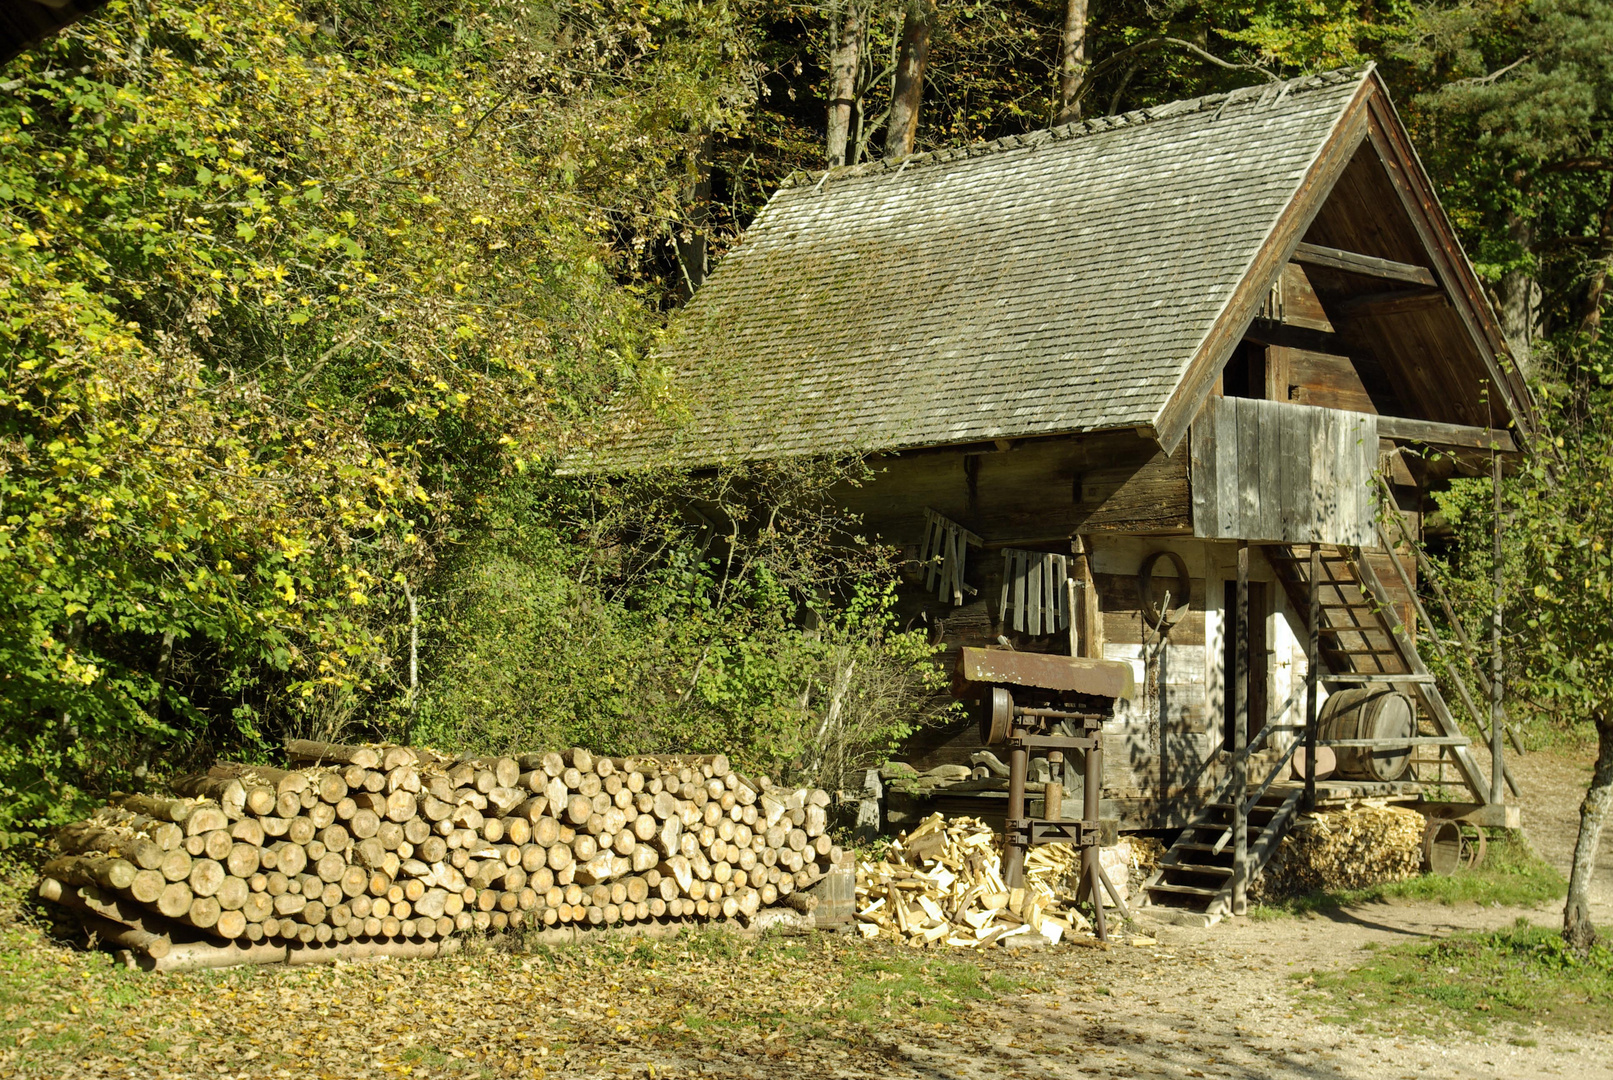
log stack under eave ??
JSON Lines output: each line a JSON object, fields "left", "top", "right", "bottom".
{"left": 40, "top": 742, "right": 842, "bottom": 967}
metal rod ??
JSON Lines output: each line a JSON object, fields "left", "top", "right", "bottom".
{"left": 1490, "top": 452, "right": 1505, "bottom": 807}
{"left": 1014, "top": 707, "right": 1109, "bottom": 720}
{"left": 1232, "top": 542, "right": 1249, "bottom": 916}
{"left": 1084, "top": 731, "right": 1106, "bottom": 940}
{"left": 1045, "top": 751, "right": 1064, "bottom": 820}
{"left": 1305, "top": 545, "right": 1319, "bottom": 813}
{"left": 1005, "top": 733, "right": 1028, "bottom": 888}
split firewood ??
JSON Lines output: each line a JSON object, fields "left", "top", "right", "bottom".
{"left": 855, "top": 814, "right": 1091, "bottom": 948}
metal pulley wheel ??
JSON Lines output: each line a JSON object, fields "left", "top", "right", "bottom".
{"left": 976, "top": 686, "right": 1014, "bottom": 746}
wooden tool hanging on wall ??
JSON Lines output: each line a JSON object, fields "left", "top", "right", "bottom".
{"left": 921, "top": 509, "right": 982, "bottom": 606}
{"left": 1000, "top": 549, "right": 1071, "bottom": 635}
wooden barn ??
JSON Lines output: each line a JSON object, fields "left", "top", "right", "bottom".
{"left": 584, "top": 66, "right": 1534, "bottom": 921}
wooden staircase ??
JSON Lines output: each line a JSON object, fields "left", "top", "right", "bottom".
{"left": 1141, "top": 540, "right": 1505, "bottom": 925}
{"left": 1141, "top": 783, "right": 1304, "bottom": 925}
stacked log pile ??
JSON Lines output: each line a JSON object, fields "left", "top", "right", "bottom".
{"left": 39, "top": 741, "right": 840, "bottom": 968}
{"left": 1251, "top": 799, "right": 1425, "bottom": 901}
{"left": 854, "top": 814, "right": 1092, "bottom": 947}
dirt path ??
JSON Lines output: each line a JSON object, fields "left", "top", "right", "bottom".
{"left": 885, "top": 745, "right": 1613, "bottom": 1080}
{"left": 1509, "top": 745, "right": 1613, "bottom": 915}
{"left": 887, "top": 897, "right": 1609, "bottom": 1080}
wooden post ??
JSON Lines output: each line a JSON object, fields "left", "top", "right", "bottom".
{"left": 1490, "top": 453, "right": 1505, "bottom": 807}
{"left": 1070, "top": 537, "right": 1101, "bottom": 659}
{"left": 1305, "top": 545, "right": 1320, "bottom": 813}
{"left": 1232, "top": 542, "right": 1249, "bottom": 915}
{"left": 1084, "top": 731, "right": 1106, "bottom": 941}
{"left": 1066, "top": 577, "right": 1080, "bottom": 657}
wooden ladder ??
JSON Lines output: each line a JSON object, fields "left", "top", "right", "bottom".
{"left": 1264, "top": 544, "right": 1493, "bottom": 803}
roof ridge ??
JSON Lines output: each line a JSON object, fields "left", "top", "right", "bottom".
{"left": 782, "top": 65, "right": 1372, "bottom": 191}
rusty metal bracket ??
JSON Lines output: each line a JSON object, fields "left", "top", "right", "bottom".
{"left": 1006, "top": 818, "right": 1101, "bottom": 847}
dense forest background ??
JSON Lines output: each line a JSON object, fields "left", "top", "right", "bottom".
{"left": 2, "top": 0, "right": 1612, "bottom": 857}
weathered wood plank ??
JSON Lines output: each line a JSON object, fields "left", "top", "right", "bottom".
{"left": 1278, "top": 403, "right": 1310, "bottom": 542}
{"left": 1311, "top": 408, "right": 1340, "bottom": 543}
{"left": 1257, "top": 400, "right": 1286, "bottom": 541}
{"left": 1236, "top": 399, "right": 1263, "bottom": 540}
{"left": 1215, "top": 400, "right": 1240, "bottom": 539}
{"left": 1190, "top": 406, "right": 1219, "bottom": 539}
{"left": 1291, "top": 241, "right": 1438, "bottom": 287}
{"left": 1376, "top": 415, "right": 1515, "bottom": 452}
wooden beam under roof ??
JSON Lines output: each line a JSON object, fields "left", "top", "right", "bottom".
{"left": 1244, "top": 323, "right": 1345, "bottom": 356}
{"left": 1291, "top": 242, "right": 1438, "bottom": 288}
{"left": 1376, "top": 415, "right": 1516, "bottom": 452}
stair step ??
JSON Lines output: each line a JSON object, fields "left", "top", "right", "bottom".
{"left": 1323, "top": 673, "right": 1432, "bottom": 684}
{"left": 1159, "top": 863, "right": 1233, "bottom": 878}
{"left": 1145, "top": 883, "right": 1222, "bottom": 898}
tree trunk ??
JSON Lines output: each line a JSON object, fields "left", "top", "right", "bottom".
{"left": 1576, "top": 181, "right": 1613, "bottom": 345}
{"left": 1498, "top": 202, "right": 1538, "bottom": 374}
{"left": 826, "top": 1, "right": 862, "bottom": 167}
{"left": 674, "top": 128, "right": 715, "bottom": 300}
{"left": 1564, "top": 711, "right": 1613, "bottom": 953}
{"left": 1054, "top": 0, "right": 1088, "bottom": 124}
{"left": 884, "top": 0, "right": 934, "bottom": 160}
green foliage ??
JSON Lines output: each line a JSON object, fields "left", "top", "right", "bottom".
{"left": 1391, "top": 0, "right": 1613, "bottom": 338}
{"left": 0, "top": 0, "right": 755, "bottom": 837}
{"left": 1249, "top": 835, "right": 1567, "bottom": 918}
{"left": 1301, "top": 918, "right": 1613, "bottom": 1034}
{"left": 1428, "top": 339, "right": 1613, "bottom": 732}
{"left": 410, "top": 465, "right": 954, "bottom": 792}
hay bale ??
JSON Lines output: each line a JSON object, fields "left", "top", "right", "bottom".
{"left": 1251, "top": 800, "right": 1425, "bottom": 902}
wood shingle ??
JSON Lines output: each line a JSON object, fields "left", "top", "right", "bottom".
{"left": 583, "top": 68, "right": 1377, "bottom": 470}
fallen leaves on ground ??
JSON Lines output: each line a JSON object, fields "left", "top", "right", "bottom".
{"left": 0, "top": 913, "right": 1057, "bottom": 1079}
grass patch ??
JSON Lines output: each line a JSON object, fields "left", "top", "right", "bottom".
{"left": 1299, "top": 918, "right": 1613, "bottom": 1036}
{"left": 837, "top": 949, "right": 1005, "bottom": 1026}
{"left": 1250, "top": 835, "right": 1564, "bottom": 919}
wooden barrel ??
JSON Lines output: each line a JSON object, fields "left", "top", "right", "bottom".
{"left": 1317, "top": 687, "right": 1414, "bottom": 782}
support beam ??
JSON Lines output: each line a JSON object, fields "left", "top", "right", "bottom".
{"left": 1243, "top": 323, "right": 1345, "bottom": 356}
{"left": 1291, "top": 242, "right": 1439, "bottom": 288}
{"left": 1376, "top": 415, "right": 1517, "bottom": 452}
{"left": 1491, "top": 454, "right": 1506, "bottom": 808}
{"left": 1304, "top": 546, "right": 1319, "bottom": 814}
{"left": 1232, "top": 542, "right": 1249, "bottom": 916}
{"left": 1337, "top": 288, "right": 1446, "bottom": 318}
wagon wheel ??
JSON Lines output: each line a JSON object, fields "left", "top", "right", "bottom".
{"left": 1462, "top": 824, "right": 1488, "bottom": 869}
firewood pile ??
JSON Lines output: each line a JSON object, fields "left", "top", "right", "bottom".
{"left": 39, "top": 741, "right": 841, "bottom": 970}
{"left": 1251, "top": 799, "right": 1425, "bottom": 901}
{"left": 855, "top": 813, "right": 1092, "bottom": 947}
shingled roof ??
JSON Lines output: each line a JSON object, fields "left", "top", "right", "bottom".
{"left": 581, "top": 67, "right": 1407, "bottom": 470}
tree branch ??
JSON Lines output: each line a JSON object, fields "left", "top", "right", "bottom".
{"left": 1449, "top": 54, "right": 1532, "bottom": 88}
{"left": 1070, "top": 37, "right": 1277, "bottom": 112}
